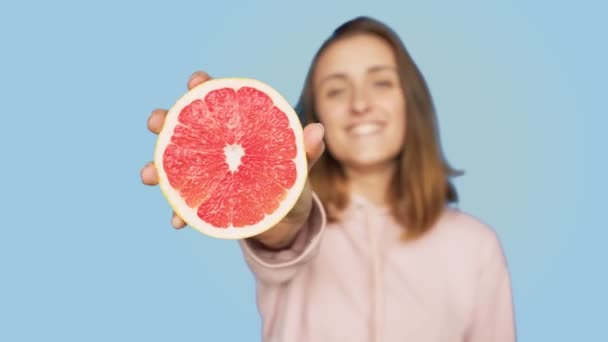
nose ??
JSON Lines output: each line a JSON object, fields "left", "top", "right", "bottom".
{"left": 351, "top": 87, "right": 370, "bottom": 115}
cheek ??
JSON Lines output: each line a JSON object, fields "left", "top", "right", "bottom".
{"left": 394, "top": 120, "right": 407, "bottom": 147}
{"left": 316, "top": 103, "right": 348, "bottom": 136}
{"left": 383, "top": 96, "right": 407, "bottom": 139}
{"left": 319, "top": 120, "right": 347, "bottom": 154}
{"left": 315, "top": 110, "right": 349, "bottom": 157}
{"left": 395, "top": 106, "right": 407, "bottom": 138}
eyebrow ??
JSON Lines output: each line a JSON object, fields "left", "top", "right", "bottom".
{"left": 316, "top": 65, "right": 398, "bottom": 87}
{"left": 368, "top": 65, "right": 397, "bottom": 74}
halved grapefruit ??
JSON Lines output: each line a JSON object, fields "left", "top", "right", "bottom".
{"left": 154, "top": 78, "right": 307, "bottom": 240}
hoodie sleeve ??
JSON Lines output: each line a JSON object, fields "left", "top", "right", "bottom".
{"left": 465, "top": 231, "right": 517, "bottom": 342}
{"left": 238, "top": 193, "right": 326, "bottom": 285}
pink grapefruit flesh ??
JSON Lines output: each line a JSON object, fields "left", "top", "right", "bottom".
{"left": 154, "top": 78, "right": 307, "bottom": 239}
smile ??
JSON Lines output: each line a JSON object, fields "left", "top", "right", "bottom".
{"left": 347, "top": 122, "right": 384, "bottom": 136}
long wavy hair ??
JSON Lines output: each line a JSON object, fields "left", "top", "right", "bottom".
{"left": 294, "top": 16, "right": 463, "bottom": 240}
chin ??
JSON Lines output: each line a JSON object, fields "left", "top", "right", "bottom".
{"left": 328, "top": 142, "right": 402, "bottom": 171}
{"left": 342, "top": 153, "right": 399, "bottom": 171}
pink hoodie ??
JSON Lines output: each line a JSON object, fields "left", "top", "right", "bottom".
{"left": 239, "top": 194, "right": 516, "bottom": 342}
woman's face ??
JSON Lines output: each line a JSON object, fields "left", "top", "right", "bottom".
{"left": 313, "top": 33, "right": 406, "bottom": 172}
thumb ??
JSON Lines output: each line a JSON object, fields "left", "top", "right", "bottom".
{"left": 303, "top": 123, "right": 325, "bottom": 171}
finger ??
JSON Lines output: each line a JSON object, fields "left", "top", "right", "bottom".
{"left": 148, "top": 108, "right": 168, "bottom": 134}
{"left": 140, "top": 161, "right": 159, "bottom": 186}
{"left": 187, "top": 71, "right": 213, "bottom": 90}
{"left": 303, "top": 123, "right": 325, "bottom": 171}
{"left": 172, "top": 212, "right": 187, "bottom": 229}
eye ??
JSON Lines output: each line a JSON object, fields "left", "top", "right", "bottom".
{"left": 373, "top": 80, "right": 394, "bottom": 88}
{"left": 325, "top": 88, "right": 345, "bottom": 98}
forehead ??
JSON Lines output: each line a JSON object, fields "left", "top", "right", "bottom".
{"left": 313, "top": 33, "right": 397, "bottom": 84}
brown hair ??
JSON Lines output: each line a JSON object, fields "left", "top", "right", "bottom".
{"left": 295, "top": 16, "right": 462, "bottom": 240}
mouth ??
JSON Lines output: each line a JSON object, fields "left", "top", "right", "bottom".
{"left": 346, "top": 121, "right": 385, "bottom": 136}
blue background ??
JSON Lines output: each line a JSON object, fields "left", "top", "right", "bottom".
{"left": 1, "top": 0, "right": 606, "bottom": 341}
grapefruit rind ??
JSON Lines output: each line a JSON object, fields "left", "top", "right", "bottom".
{"left": 154, "top": 77, "right": 308, "bottom": 240}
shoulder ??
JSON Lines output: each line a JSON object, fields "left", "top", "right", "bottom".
{"left": 426, "top": 207, "right": 507, "bottom": 267}
{"left": 434, "top": 207, "right": 501, "bottom": 244}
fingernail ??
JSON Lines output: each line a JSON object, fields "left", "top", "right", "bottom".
{"left": 172, "top": 215, "right": 181, "bottom": 228}
{"left": 314, "top": 123, "right": 324, "bottom": 138}
{"left": 188, "top": 72, "right": 201, "bottom": 84}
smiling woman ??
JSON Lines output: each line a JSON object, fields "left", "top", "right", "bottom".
{"left": 310, "top": 34, "right": 408, "bottom": 214}
{"left": 141, "top": 15, "right": 516, "bottom": 342}
{"left": 298, "top": 23, "right": 461, "bottom": 241}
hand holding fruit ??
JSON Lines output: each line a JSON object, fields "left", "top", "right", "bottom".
{"left": 140, "top": 71, "right": 325, "bottom": 249}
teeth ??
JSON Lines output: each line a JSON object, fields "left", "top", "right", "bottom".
{"left": 350, "top": 123, "right": 382, "bottom": 135}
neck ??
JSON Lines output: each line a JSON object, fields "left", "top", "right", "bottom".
{"left": 344, "top": 162, "right": 397, "bottom": 207}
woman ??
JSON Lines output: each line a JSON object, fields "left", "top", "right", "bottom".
{"left": 141, "top": 16, "right": 516, "bottom": 342}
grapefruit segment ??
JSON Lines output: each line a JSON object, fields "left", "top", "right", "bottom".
{"left": 237, "top": 87, "right": 274, "bottom": 117}
{"left": 177, "top": 99, "right": 207, "bottom": 128}
{"left": 154, "top": 78, "right": 307, "bottom": 240}
{"left": 241, "top": 106, "right": 296, "bottom": 158}
{"left": 169, "top": 125, "right": 224, "bottom": 154}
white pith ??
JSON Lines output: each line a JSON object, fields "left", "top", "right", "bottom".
{"left": 224, "top": 144, "right": 245, "bottom": 172}
{"left": 154, "top": 78, "right": 308, "bottom": 240}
